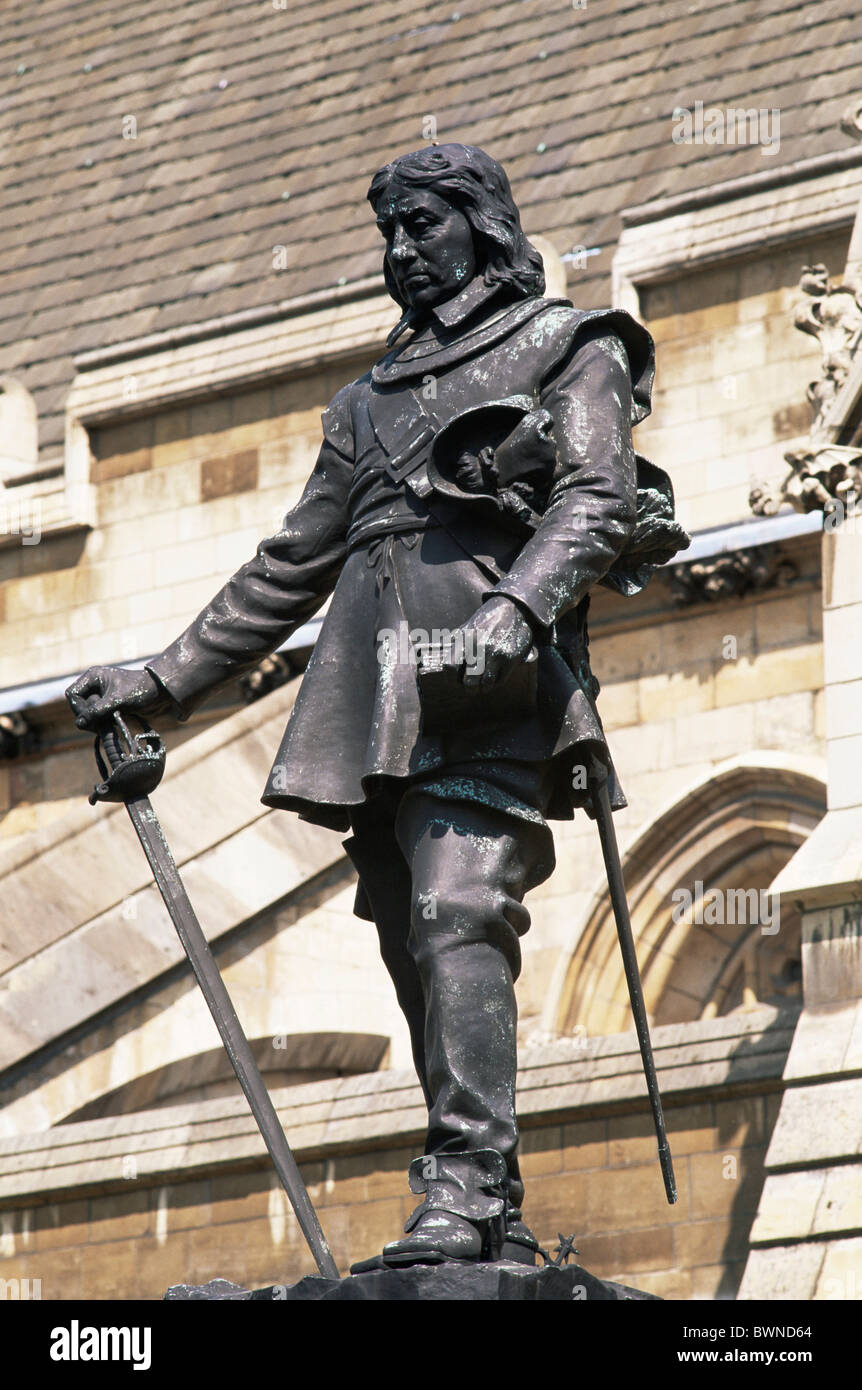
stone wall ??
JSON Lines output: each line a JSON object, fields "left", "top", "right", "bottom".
{"left": 0, "top": 360, "right": 372, "bottom": 843}
{"left": 513, "top": 547, "right": 824, "bottom": 1040}
{"left": 0, "top": 1008, "right": 794, "bottom": 1301}
{"left": 636, "top": 230, "right": 851, "bottom": 533}
{"left": 2, "top": 367, "right": 362, "bottom": 689}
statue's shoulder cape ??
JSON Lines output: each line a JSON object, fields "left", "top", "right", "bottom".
{"left": 366, "top": 296, "right": 689, "bottom": 595}
{"left": 371, "top": 296, "right": 655, "bottom": 430}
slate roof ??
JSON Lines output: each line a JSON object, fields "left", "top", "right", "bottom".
{"left": 2, "top": 0, "right": 861, "bottom": 461}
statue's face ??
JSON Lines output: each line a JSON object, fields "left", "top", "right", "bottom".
{"left": 374, "top": 180, "right": 477, "bottom": 314}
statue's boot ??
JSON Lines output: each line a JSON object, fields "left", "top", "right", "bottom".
{"left": 501, "top": 1203, "right": 540, "bottom": 1265}
{"left": 379, "top": 1150, "right": 508, "bottom": 1267}
{"left": 347, "top": 769, "right": 556, "bottom": 1276}
{"left": 349, "top": 1168, "right": 540, "bottom": 1273}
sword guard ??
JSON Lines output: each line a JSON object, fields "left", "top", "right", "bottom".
{"left": 89, "top": 712, "right": 166, "bottom": 804}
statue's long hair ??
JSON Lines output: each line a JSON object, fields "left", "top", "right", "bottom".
{"left": 367, "top": 144, "right": 545, "bottom": 311}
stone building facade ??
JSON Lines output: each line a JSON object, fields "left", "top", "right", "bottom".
{"left": 1, "top": 0, "right": 860, "bottom": 1301}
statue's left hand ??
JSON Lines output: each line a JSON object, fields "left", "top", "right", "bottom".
{"left": 458, "top": 595, "right": 533, "bottom": 691}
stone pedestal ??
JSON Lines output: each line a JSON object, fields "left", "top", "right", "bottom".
{"left": 164, "top": 1263, "right": 659, "bottom": 1302}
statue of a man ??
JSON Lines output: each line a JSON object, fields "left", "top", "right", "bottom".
{"left": 68, "top": 144, "right": 684, "bottom": 1270}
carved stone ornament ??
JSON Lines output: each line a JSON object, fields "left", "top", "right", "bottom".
{"left": 668, "top": 545, "right": 797, "bottom": 605}
{"left": 840, "top": 95, "right": 862, "bottom": 145}
{"left": 793, "top": 264, "right": 862, "bottom": 419}
{"left": 750, "top": 242, "right": 862, "bottom": 519}
{"left": 750, "top": 444, "right": 862, "bottom": 517}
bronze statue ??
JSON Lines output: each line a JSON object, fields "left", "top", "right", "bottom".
{"left": 67, "top": 144, "right": 687, "bottom": 1273}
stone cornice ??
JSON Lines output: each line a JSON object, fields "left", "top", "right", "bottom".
{"left": 72, "top": 277, "right": 388, "bottom": 373}
{"left": 613, "top": 161, "right": 862, "bottom": 314}
{"left": 0, "top": 1006, "right": 797, "bottom": 1203}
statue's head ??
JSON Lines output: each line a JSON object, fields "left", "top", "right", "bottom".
{"left": 367, "top": 143, "right": 545, "bottom": 317}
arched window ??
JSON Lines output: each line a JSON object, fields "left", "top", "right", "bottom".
{"left": 57, "top": 1033, "right": 389, "bottom": 1123}
{"left": 555, "top": 760, "right": 825, "bottom": 1037}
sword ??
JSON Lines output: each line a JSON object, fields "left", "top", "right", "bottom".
{"left": 588, "top": 760, "right": 677, "bottom": 1205}
{"left": 87, "top": 712, "right": 340, "bottom": 1279}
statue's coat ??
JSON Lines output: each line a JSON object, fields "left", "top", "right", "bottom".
{"left": 147, "top": 286, "right": 656, "bottom": 832}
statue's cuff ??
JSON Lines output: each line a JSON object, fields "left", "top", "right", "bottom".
{"left": 145, "top": 653, "right": 198, "bottom": 722}
{"left": 482, "top": 585, "right": 550, "bottom": 637}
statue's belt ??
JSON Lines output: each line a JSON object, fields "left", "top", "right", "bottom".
{"left": 344, "top": 506, "right": 504, "bottom": 593}
{"left": 345, "top": 513, "right": 440, "bottom": 554}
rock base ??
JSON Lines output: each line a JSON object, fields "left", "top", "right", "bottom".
{"left": 164, "top": 1262, "right": 659, "bottom": 1301}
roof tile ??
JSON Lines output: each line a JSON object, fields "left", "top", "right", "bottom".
{"left": 1, "top": 0, "right": 858, "bottom": 459}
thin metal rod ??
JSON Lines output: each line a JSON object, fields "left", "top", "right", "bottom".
{"left": 591, "top": 777, "right": 677, "bottom": 1205}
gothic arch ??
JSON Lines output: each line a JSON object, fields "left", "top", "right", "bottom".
{"left": 58, "top": 1033, "right": 390, "bottom": 1124}
{"left": 552, "top": 756, "right": 826, "bottom": 1038}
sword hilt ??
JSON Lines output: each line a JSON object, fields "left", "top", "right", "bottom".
{"left": 89, "top": 711, "right": 166, "bottom": 804}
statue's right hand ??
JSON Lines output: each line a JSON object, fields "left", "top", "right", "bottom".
{"left": 65, "top": 666, "right": 165, "bottom": 731}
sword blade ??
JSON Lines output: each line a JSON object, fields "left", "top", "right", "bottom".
{"left": 591, "top": 778, "right": 677, "bottom": 1205}
{"left": 125, "top": 795, "right": 340, "bottom": 1279}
